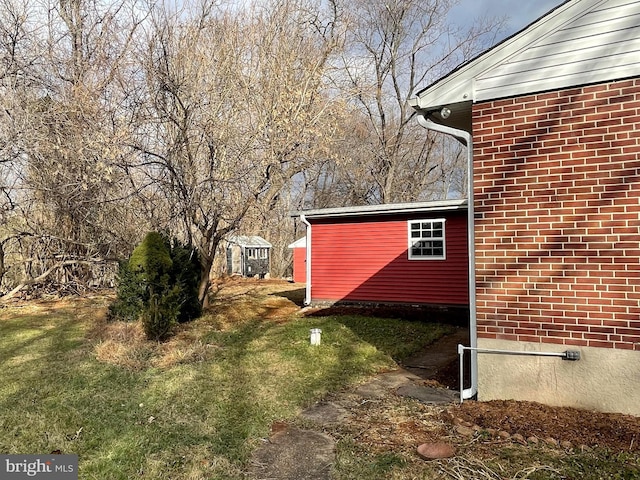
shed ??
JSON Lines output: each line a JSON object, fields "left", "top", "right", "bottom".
{"left": 293, "top": 199, "right": 469, "bottom": 308}
{"left": 226, "top": 236, "right": 272, "bottom": 278}
{"left": 287, "top": 237, "right": 307, "bottom": 283}
{"left": 410, "top": 0, "right": 640, "bottom": 415}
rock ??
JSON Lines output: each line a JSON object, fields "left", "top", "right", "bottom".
{"left": 560, "top": 440, "right": 573, "bottom": 450}
{"left": 485, "top": 428, "right": 498, "bottom": 437}
{"left": 498, "top": 431, "right": 511, "bottom": 440}
{"left": 472, "top": 424, "right": 482, "bottom": 431}
{"left": 417, "top": 443, "right": 456, "bottom": 460}
{"left": 527, "top": 436, "right": 539, "bottom": 445}
{"left": 544, "top": 437, "right": 559, "bottom": 447}
{"left": 455, "top": 425, "right": 475, "bottom": 436}
{"left": 396, "top": 384, "right": 458, "bottom": 404}
{"left": 300, "top": 402, "right": 349, "bottom": 425}
{"left": 511, "top": 433, "right": 526, "bottom": 445}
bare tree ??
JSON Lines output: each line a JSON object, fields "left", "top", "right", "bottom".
{"left": 329, "top": 0, "right": 502, "bottom": 204}
{"left": 126, "top": 0, "right": 344, "bottom": 304}
{"left": 0, "top": 0, "right": 499, "bottom": 299}
{"left": 0, "top": 0, "right": 144, "bottom": 299}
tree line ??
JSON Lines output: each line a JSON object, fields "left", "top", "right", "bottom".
{"left": 0, "top": 0, "right": 501, "bottom": 303}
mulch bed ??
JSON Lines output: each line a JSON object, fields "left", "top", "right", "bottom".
{"left": 447, "top": 399, "right": 640, "bottom": 452}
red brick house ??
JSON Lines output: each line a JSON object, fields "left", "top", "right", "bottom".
{"left": 292, "top": 200, "right": 469, "bottom": 308}
{"left": 410, "top": 0, "right": 640, "bottom": 415}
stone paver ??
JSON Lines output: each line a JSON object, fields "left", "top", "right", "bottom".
{"left": 299, "top": 401, "right": 349, "bottom": 425}
{"left": 250, "top": 428, "right": 335, "bottom": 480}
{"left": 396, "top": 383, "right": 458, "bottom": 404}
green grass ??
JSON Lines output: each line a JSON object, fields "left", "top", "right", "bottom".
{"left": 4, "top": 294, "right": 636, "bottom": 480}
{"left": 0, "top": 297, "right": 450, "bottom": 479}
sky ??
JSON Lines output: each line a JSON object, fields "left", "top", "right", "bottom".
{"left": 451, "top": 0, "right": 565, "bottom": 41}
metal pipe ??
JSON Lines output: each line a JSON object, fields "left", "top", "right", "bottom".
{"left": 300, "top": 214, "right": 312, "bottom": 306}
{"left": 417, "top": 114, "right": 478, "bottom": 400}
{"left": 457, "top": 344, "right": 580, "bottom": 403}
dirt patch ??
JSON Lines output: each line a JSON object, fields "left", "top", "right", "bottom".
{"left": 303, "top": 300, "right": 640, "bottom": 455}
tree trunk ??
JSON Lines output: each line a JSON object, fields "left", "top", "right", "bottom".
{"left": 198, "top": 259, "right": 212, "bottom": 308}
{"left": 197, "top": 233, "right": 220, "bottom": 309}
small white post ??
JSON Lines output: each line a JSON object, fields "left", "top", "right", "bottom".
{"left": 310, "top": 328, "right": 322, "bottom": 346}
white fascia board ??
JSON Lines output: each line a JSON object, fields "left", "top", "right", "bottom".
{"left": 410, "top": 0, "right": 603, "bottom": 111}
{"left": 291, "top": 199, "right": 468, "bottom": 220}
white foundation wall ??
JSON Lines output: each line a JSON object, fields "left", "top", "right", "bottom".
{"left": 477, "top": 338, "right": 640, "bottom": 416}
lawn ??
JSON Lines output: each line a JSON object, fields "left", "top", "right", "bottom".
{"left": 1, "top": 281, "right": 638, "bottom": 480}
{"left": 0, "top": 281, "right": 453, "bottom": 479}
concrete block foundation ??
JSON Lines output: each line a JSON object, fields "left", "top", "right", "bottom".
{"left": 477, "top": 338, "right": 640, "bottom": 416}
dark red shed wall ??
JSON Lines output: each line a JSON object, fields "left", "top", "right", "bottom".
{"left": 310, "top": 212, "right": 469, "bottom": 305}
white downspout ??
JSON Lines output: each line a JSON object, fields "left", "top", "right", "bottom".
{"left": 300, "top": 214, "right": 312, "bottom": 305}
{"left": 417, "top": 114, "right": 478, "bottom": 400}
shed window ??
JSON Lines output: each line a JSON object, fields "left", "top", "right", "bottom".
{"left": 408, "top": 219, "right": 445, "bottom": 260}
{"left": 246, "top": 247, "right": 268, "bottom": 259}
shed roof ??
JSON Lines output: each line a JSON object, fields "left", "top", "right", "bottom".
{"left": 287, "top": 237, "right": 306, "bottom": 249}
{"left": 292, "top": 199, "right": 467, "bottom": 220}
{"left": 410, "top": 0, "right": 640, "bottom": 132}
{"left": 227, "top": 235, "right": 272, "bottom": 248}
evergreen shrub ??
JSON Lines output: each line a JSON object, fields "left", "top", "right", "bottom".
{"left": 108, "top": 231, "right": 202, "bottom": 340}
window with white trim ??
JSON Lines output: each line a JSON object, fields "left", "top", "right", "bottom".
{"left": 408, "top": 219, "right": 446, "bottom": 260}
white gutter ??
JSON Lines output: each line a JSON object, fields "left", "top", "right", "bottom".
{"left": 417, "top": 114, "right": 478, "bottom": 400}
{"left": 300, "top": 214, "right": 312, "bottom": 305}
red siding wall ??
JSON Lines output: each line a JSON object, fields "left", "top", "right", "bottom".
{"left": 473, "top": 78, "right": 640, "bottom": 350}
{"left": 292, "top": 246, "right": 306, "bottom": 283}
{"left": 310, "top": 212, "right": 468, "bottom": 305}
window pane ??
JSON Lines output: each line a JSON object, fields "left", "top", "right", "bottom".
{"left": 409, "top": 219, "right": 445, "bottom": 259}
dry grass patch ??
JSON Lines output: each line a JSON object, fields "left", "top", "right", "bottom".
{"left": 208, "top": 278, "right": 304, "bottom": 328}
{"left": 93, "top": 320, "right": 153, "bottom": 370}
{"left": 92, "top": 318, "right": 218, "bottom": 370}
{"left": 89, "top": 279, "right": 302, "bottom": 371}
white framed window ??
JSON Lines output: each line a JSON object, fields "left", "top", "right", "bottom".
{"left": 408, "top": 219, "right": 446, "bottom": 260}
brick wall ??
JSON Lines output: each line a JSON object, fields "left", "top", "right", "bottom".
{"left": 473, "top": 78, "right": 640, "bottom": 350}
